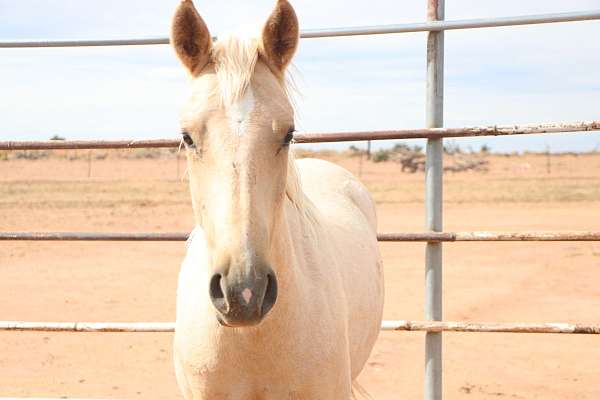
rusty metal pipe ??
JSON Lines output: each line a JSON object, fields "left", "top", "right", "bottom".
{"left": 1, "top": 121, "right": 598, "bottom": 150}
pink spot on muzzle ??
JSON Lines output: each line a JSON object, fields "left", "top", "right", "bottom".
{"left": 242, "top": 288, "right": 253, "bottom": 304}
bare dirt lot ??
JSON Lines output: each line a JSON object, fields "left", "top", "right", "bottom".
{"left": 1, "top": 151, "right": 599, "bottom": 399}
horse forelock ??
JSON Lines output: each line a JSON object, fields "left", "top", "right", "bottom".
{"left": 210, "top": 32, "right": 295, "bottom": 105}
{"left": 211, "top": 34, "right": 260, "bottom": 107}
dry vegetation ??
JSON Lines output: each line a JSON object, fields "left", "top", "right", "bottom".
{"left": 1, "top": 149, "right": 599, "bottom": 399}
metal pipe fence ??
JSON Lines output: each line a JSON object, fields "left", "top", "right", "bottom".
{"left": 1, "top": 2, "right": 600, "bottom": 400}
{"left": 1, "top": 10, "right": 599, "bottom": 47}
{"left": 1, "top": 121, "right": 598, "bottom": 150}
{"left": 424, "top": 2, "right": 444, "bottom": 398}
{"left": 1, "top": 320, "right": 599, "bottom": 334}
{"left": 2, "top": 231, "right": 600, "bottom": 242}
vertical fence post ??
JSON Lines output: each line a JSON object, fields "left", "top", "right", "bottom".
{"left": 87, "top": 150, "right": 92, "bottom": 178}
{"left": 425, "top": 1, "right": 444, "bottom": 400}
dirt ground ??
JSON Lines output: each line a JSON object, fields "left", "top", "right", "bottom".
{"left": 0, "top": 151, "right": 599, "bottom": 399}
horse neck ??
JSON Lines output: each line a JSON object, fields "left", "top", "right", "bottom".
{"left": 269, "top": 201, "right": 296, "bottom": 281}
{"left": 268, "top": 196, "right": 314, "bottom": 306}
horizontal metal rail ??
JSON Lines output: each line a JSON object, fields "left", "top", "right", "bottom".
{"left": 0, "top": 37, "right": 170, "bottom": 48}
{"left": 0, "top": 232, "right": 188, "bottom": 241}
{"left": 380, "top": 231, "right": 600, "bottom": 242}
{"left": 302, "top": 10, "right": 600, "bottom": 38}
{"left": 1, "top": 320, "right": 598, "bottom": 334}
{"left": 2, "top": 231, "right": 599, "bottom": 242}
{"left": 1, "top": 10, "right": 599, "bottom": 48}
{"left": 382, "top": 321, "right": 600, "bottom": 334}
{"left": 0, "top": 321, "right": 174, "bottom": 332}
{"left": 1, "top": 121, "right": 598, "bottom": 150}
{"left": 0, "top": 138, "right": 180, "bottom": 150}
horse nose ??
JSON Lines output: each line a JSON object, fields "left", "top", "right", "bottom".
{"left": 209, "top": 268, "right": 278, "bottom": 327}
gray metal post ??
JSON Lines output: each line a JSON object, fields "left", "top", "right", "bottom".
{"left": 425, "top": 0, "right": 444, "bottom": 400}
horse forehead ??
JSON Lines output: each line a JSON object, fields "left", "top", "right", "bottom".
{"left": 181, "top": 76, "right": 217, "bottom": 121}
{"left": 228, "top": 87, "right": 256, "bottom": 128}
{"left": 183, "top": 72, "right": 289, "bottom": 128}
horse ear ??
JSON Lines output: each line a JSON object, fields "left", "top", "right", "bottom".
{"left": 171, "top": 0, "right": 213, "bottom": 75}
{"left": 261, "top": 0, "right": 299, "bottom": 76}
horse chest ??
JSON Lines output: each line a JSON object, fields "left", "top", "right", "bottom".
{"left": 175, "top": 318, "right": 350, "bottom": 399}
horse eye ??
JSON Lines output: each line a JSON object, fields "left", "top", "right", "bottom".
{"left": 182, "top": 132, "right": 194, "bottom": 147}
{"left": 283, "top": 129, "right": 295, "bottom": 146}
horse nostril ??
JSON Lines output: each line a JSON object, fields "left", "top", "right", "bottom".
{"left": 210, "top": 269, "right": 277, "bottom": 324}
{"left": 261, "top": 273, "right": 278, "bottom": 317}
{"left": 209, "top": 273, "right": 228, "bottom": 314}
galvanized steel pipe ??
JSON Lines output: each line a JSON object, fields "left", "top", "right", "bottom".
{"left": 424, "top": 1, "right": 445, "bottom": 399}
{"left": 2, "top": 231, "right": 600, "bottom": 242}
{"left": 2, "top": 320, "right": 599, "bottom": 334}
{"left": 1, "top": 10, "right": 599, "bottom": 48}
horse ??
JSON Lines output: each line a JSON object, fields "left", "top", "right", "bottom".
{"left": 171, "top": 1, "right": 384, "bottom": 398}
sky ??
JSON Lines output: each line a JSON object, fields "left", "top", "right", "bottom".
{"left": 0, "top": 0, "right": 599, "bottom": 153}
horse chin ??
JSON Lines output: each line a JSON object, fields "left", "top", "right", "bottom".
{"left": 216, "top": 314, "right": 263, "bottom": 329}
{"left": 216, "top": 314, "right": 230, "bottom": 327}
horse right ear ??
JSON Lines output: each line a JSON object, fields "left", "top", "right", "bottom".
{"left": 261, "top": 0, "right": 299, "bottom": 76}
{"left": 171, "top": 0, "right": 213, "bottom": 75}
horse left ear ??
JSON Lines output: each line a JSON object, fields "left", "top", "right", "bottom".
{"left": 261, "top": 0, "right": 300, "bottom": 76}
{"left": 171, "top": 0, "right": 213, "bottom": 76}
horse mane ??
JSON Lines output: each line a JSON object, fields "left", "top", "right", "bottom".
{"left": 211, "top": 33, "right": 313, "bottom": 219}
{"left": 211, "top": 34, "right": 260, "bottom": 107}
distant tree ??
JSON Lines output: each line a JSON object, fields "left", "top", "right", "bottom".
{"left": 393, "top": 143, "right": 411, "bottom": 152}
{"left": 443, "top": 141, "right": 462, "bottom": 155}
{"left": 50, "top": 135, "right": 66, "bottom": 141}
{"left": 348, "top": 145, "right": 366, "bottom": 158}
{"left": 480, "top": 144, "right": 490, "bottom": 153}
{"left": 372, "top": 150, "right": 391, "bottom": 163}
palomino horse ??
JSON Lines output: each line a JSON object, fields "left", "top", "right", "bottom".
{"left": 171, "top": 0, "right": 384, "bottom": 398}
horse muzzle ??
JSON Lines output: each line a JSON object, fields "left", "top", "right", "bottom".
{"left": 209, "top": 266, "right": 278, "bottom": 328}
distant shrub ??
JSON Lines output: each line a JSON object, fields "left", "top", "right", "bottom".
{"left": 348, "top": 145, "right": 366, "bottom": 157}
{"left": 16, "top": 151, "right": 49, "bottom": 160}
{"left": 50, "top": 135, "right": 66, "bottom": 141}
{"left": 371, "top": 144, "right": 423, "bottom": 164}
{"left": 443, "top": 141, "right": 462, "bottom": 155}
{"left": 372, "top": 150, "right": 391, "bottom": 163}
{"left": 393, "top": 143, "right": 411, "bottom": 153}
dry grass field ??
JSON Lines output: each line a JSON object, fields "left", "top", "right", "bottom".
{"left": 1, "top": 150, "right": 599, "bottom": 399}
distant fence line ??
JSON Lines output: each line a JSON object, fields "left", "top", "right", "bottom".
{"left": 1, "top": 231, "right": 600, "bottom": 242}
{"left": 1, "top": 121, "right": 599, "bottom": 150}
{"left": 1, "top": 320, "right": 598, "bottom": 334}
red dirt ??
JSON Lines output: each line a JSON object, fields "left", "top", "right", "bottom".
{"left": 1, "top": 153, "right": 599, "bottom": 399}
